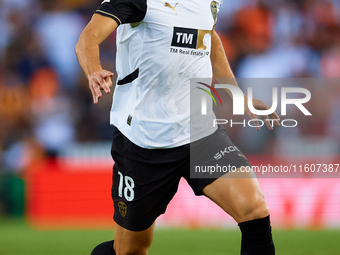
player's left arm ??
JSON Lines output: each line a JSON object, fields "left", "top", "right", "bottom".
{"left": 210, "top": 29, "right": 280, "bottom": 130}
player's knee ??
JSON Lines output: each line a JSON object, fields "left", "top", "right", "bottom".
{"left": 236, "top": 192, "right": 269, "bottom": 222}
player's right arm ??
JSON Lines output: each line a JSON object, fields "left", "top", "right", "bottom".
{"left": 75, "top": 14, "right": 118, "bottom": 104}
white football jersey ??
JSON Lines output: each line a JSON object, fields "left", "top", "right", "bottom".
{"left": 96, "top": 0, "right": 222, "bottom": 148}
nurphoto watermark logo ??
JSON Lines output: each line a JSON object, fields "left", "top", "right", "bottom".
{"left": 197, "top": 82, "right": 312, "bottom": 128}
{"left": 189, "top": 78, "right": 339, "bottom": 179}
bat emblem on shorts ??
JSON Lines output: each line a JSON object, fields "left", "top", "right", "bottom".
{"left": 165, "top": 2, "right": 178, "bottom": 14}
{"left": 118, "top": 201, "right": 128, "bottom": 217}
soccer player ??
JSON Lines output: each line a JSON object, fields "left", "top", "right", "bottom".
{"left": 75, "top": 0, "right": 279, "bottom": 254}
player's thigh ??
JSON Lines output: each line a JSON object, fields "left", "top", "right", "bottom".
{"left": 114, "top": 222, "right": 155, "bottom": 255}
{"left": 202, "top": 170, "right": 269, "bottom": 223}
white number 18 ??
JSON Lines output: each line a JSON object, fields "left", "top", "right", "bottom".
{"left": 117, "top": 171, "right": 135, "bottom": 201}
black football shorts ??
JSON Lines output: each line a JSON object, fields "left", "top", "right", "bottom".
{"left": 110, "top": 125, "right": 251, "bottom": 231}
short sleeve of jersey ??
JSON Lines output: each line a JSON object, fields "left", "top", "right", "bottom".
{"left": 95, "top": 0, "right": 147, "bottom": 25}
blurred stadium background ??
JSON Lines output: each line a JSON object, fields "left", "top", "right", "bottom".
{"left": 1, "top": 0, "right": 340, "bottom": 254}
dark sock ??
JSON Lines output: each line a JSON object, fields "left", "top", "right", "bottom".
{"left": 91, "top": 240, "right": 115, "bottom": 255}
{"left": 238, "top": 215, "right": 275, "bottom": 255}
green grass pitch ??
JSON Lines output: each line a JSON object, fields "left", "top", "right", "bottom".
{"left": 1, "top": 219, "right": 340, "bottom": 255}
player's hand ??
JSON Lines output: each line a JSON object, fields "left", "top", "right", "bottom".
{"left": 88, "top": 70, "right": 114, "bottom": 104}
{"left": 245, "top": 97, "right": 280, "bottom": 131}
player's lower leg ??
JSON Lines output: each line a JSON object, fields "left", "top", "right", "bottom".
{"left": 202, "top": 171, "right": 275, "bottom": 254}
{"left": 113, "top": 223, "right": 155, "bottom": 255}
{"left": 91, "top": 240, "right": 115, "bottom": 255}
{"left": 238, "top": 215, "right": 275, "bottom": 255}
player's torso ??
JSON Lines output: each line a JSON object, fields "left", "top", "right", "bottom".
{"left": 112, "top": 0, "right": 220, "bottom": 148}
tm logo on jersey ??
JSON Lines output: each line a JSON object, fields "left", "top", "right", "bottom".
{"left": 171, "top": 27, "right": 198, "bottom": 49}
{"left": 170, "top": 27, "right": 211, "bottom": 56}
